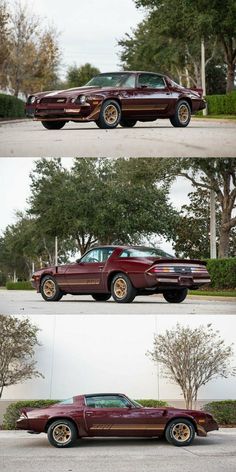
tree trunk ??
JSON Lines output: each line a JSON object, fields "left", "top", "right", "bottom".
{"left": 226, "top": 62, "right": 235, "bottom": 93}
{"left": 218, "top": 226, "right": 230, "bottom": 258}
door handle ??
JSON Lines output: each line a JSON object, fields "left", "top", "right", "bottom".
{"left": 86, "top": 412, "right": 94, "bottom": 416}
{"left": 99, "top": 266, "right": 104, "bottom": 271}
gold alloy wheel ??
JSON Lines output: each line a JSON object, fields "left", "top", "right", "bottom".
{"left": 52, "top": 424, "right": 72, "bottom": 444}
{"left": 114, "top": 277, "right": 128, "bottom": 299}
{"left": 104, "top": 104, "right": 119, "bottom": 125}
{"left": 178, "top": 104, "right": 189, "bottom": 123}
{"left": 172, "top": 423, "right": 191, "bottom": 442}
{"left": 43, "top": 279, "right": 56, "bottom": 298}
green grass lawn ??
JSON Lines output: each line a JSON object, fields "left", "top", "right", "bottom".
{"left": 189, "top": 290, "right": 236, "bottom": 297}
{"left": 193, "top": 114, "right": 236, "bottom": 120}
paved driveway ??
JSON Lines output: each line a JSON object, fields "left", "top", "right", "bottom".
{"left": 0, "top": 118, "right": 236, "bottom": 157}
{"left": 0, "top": 290, "right": 235, "bottom": 315}
{"left": 0, "top": 429, "right": 236, "bottom": 472}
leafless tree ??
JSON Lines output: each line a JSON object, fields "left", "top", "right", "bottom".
{"left": 0, "top": 315, "right": 43, "bottom": 398}
{"left": 147, "top": 323, "right": 236, "bottom": 409}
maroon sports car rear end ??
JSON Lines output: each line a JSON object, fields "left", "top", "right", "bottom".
{"left": 31, "top": 245, "right": 211, "bottom": 303}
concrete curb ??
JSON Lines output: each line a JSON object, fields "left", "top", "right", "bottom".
{"left": 0, "top": 118, "right": 29, "bottom": 125}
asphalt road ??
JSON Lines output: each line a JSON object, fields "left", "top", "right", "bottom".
{"left": 1, "top": 430, "right": 236, "bottom": 472}
{"left": 0, "top": 290, "right": 235, "bottom": 315}
{"left": 0, "top": 118, "right": 236, "bottom": 157}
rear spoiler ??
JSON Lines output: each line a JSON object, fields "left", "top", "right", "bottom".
{"left": 151, "top": 258, "right": 207, "bottom": 266}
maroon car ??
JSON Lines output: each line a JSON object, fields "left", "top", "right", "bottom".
{"left": 26, "top": 71, "right": 205, "bottom": 129}
{"left": 32, "top": 245, "right": 210, "bottom": 303}
{"left": 16, "top": 393, "right": 218, "bottom": 448}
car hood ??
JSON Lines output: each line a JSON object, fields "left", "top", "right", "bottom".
{"left": 31, "top": 86, "right": 120, "bottom": 100}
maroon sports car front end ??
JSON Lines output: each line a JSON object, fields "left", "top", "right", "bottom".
{"left": 26, "top": 71, "right": 206, "bottom": 130}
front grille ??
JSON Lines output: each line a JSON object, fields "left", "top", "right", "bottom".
{"left": 35, "top": 109, "right": 65, "bottom": 114}
{"left": 40, "top": 97, "right": 67, "bottom": 104}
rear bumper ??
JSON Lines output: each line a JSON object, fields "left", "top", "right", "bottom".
{"left": 145, "top": 273, "right": 211, "bottom": 289}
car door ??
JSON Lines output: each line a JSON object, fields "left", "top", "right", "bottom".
{"left": 134, "top": 73, "right": 172, "bottom": 117}
{"left": 64, "top": 247, "right": 113, "bottom": 293}
{"left": 84, "top": 395, "right": 167, "bottom": 437}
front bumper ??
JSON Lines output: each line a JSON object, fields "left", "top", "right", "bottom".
{"left": 196, "top": 418, "right": 219, "bottom": 436}
{"left": 26, "top": 101, "right": 102, "bottom": 122}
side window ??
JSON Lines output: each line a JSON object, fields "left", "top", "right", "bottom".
{"left": 138, "top": 74, "right": 166, "bottom": 89}
{"left": 80, "top": 248, "right": 114, "bottom": 263}
{"left": 86, "top": 395, "right": 130, "bottom": 408}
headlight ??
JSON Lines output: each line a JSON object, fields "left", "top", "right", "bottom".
{"left": 79, "top": 95, "right": 87, "bottom": 105}
{"left": 71, "top": 95, "right": 88, "bottom": 105}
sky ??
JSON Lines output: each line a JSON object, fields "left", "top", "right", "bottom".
{"left": 9, "top": 0, "right": 146, "bottom": 78}
{"left": 0, "top": 158, "right": 193, "bottom": 255}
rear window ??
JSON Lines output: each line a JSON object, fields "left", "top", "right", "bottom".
{"left": 119, "top": 248, "right": 173, "bottom": 259}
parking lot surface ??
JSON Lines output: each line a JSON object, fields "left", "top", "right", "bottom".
{"left": 1, "top": 118, "right": 236, "bottom": 157}
{"left": 0, "top": 290, "right": 235, "bottom": 315}
{"left": 0, "top": 429, "right": 236, "bottom": 472}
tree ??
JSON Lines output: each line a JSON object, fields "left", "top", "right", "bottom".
{"left": 147, "top": 323, "right": 236, "bottom": 409}
{"left": 0, "top": 315, "right": 43, "bottom": 398}
{"left": 4, "top": 1, "right": 61, "bottom": 97}
{"left": 66, "top": 63, "right": 100, "bottom": 88}
{"left": 127, "top": 0, "right": 235, "bottom": 92}
{"left": 0, "top": 211, "right": 71, "bottom": 281}
{"left": 0, "top": 1, "right": 11, "bottom": 89}
{"left": 172, "top": 188, "right": 236, "bottom": 258}
{"left": 28, "top": 158, "right": 177, "bottom": 255}
{"left": 171, "top": 159, "right": 236, "bottom": 258}
{"left": 119, "top": 0, "right": 222, "bottom": 90}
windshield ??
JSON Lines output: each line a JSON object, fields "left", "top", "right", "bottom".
{"left": 86, "top": 73, "right": 136, "bottom": 88}
{"left": 119, "top": 247, "right": 173, "bottom": 259}
{"left": 57, "top": 397, "right": 74, "bottom": 405}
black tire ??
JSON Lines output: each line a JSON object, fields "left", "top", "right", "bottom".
{"left": 42, "top": 121, "right": 66, "bottom": 130}
{"left": 111, "top": 273, "right": 136, "bottom": 303}
{"left": 169, "top": 100, "right": 191, "bottom": 127}
{"left": 95, "top": 100, "right": 121, "bottom": 129}
{"left": 40, "top": 275, "right": 63, "bottom": 302}
{"left": 91, "top": 293, "right": 111, "bottom": 301}
{"left": 120, "top": 118, "right": 137, "bottom": 128}
{"left": 165, "top": 418, "right": 195, "bottom": 447}
{"left": 47, "top": 419, "right": 78, "bottom": 448}
{"left": 163, "top": 288, "right": 188, "bottom": 304}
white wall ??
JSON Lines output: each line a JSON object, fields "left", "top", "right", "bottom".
{"left": 3, "top": 315, "right": 236, "bottom": 401}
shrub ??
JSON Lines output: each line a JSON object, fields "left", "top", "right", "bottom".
{"left": 206, "top": 259, "right": 236, "bottom": 289}
{"left": 2, "top": 400, "right": 59, "bottom": 430}
{"left": 203, "top": 400, "right": 236, "bottom": 425}
{"left": 0, "top": 93, "right": 25, "bottom": 119}
{"left": 135, "top": 399, "right": 168, "bottom": 407}
{"left": 6, "top": 281, "right": 34, "bottom": 290}
{"left": 206, "top": 91, "right": 236, "bottom": 115}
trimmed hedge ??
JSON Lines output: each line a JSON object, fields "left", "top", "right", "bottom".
{"left": 2, "top": 400, "right": 59, "bottom": 430}
{"left": 135, "top": 399, "right": 168, "bottom": 407}
{"left": 206, "top": 259, "right": 236, "bottom": 289}
{"left": 206, "top": 92, "right": 236, "bottom": 115}
{"left": 0, "top": 93, "right": 25, "bottom": 119}
{"left": 6, "top": 281, "right": 34, "bottom": 290}
{"left": 203, "top": 401, "right": 236, "bottom": 425}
